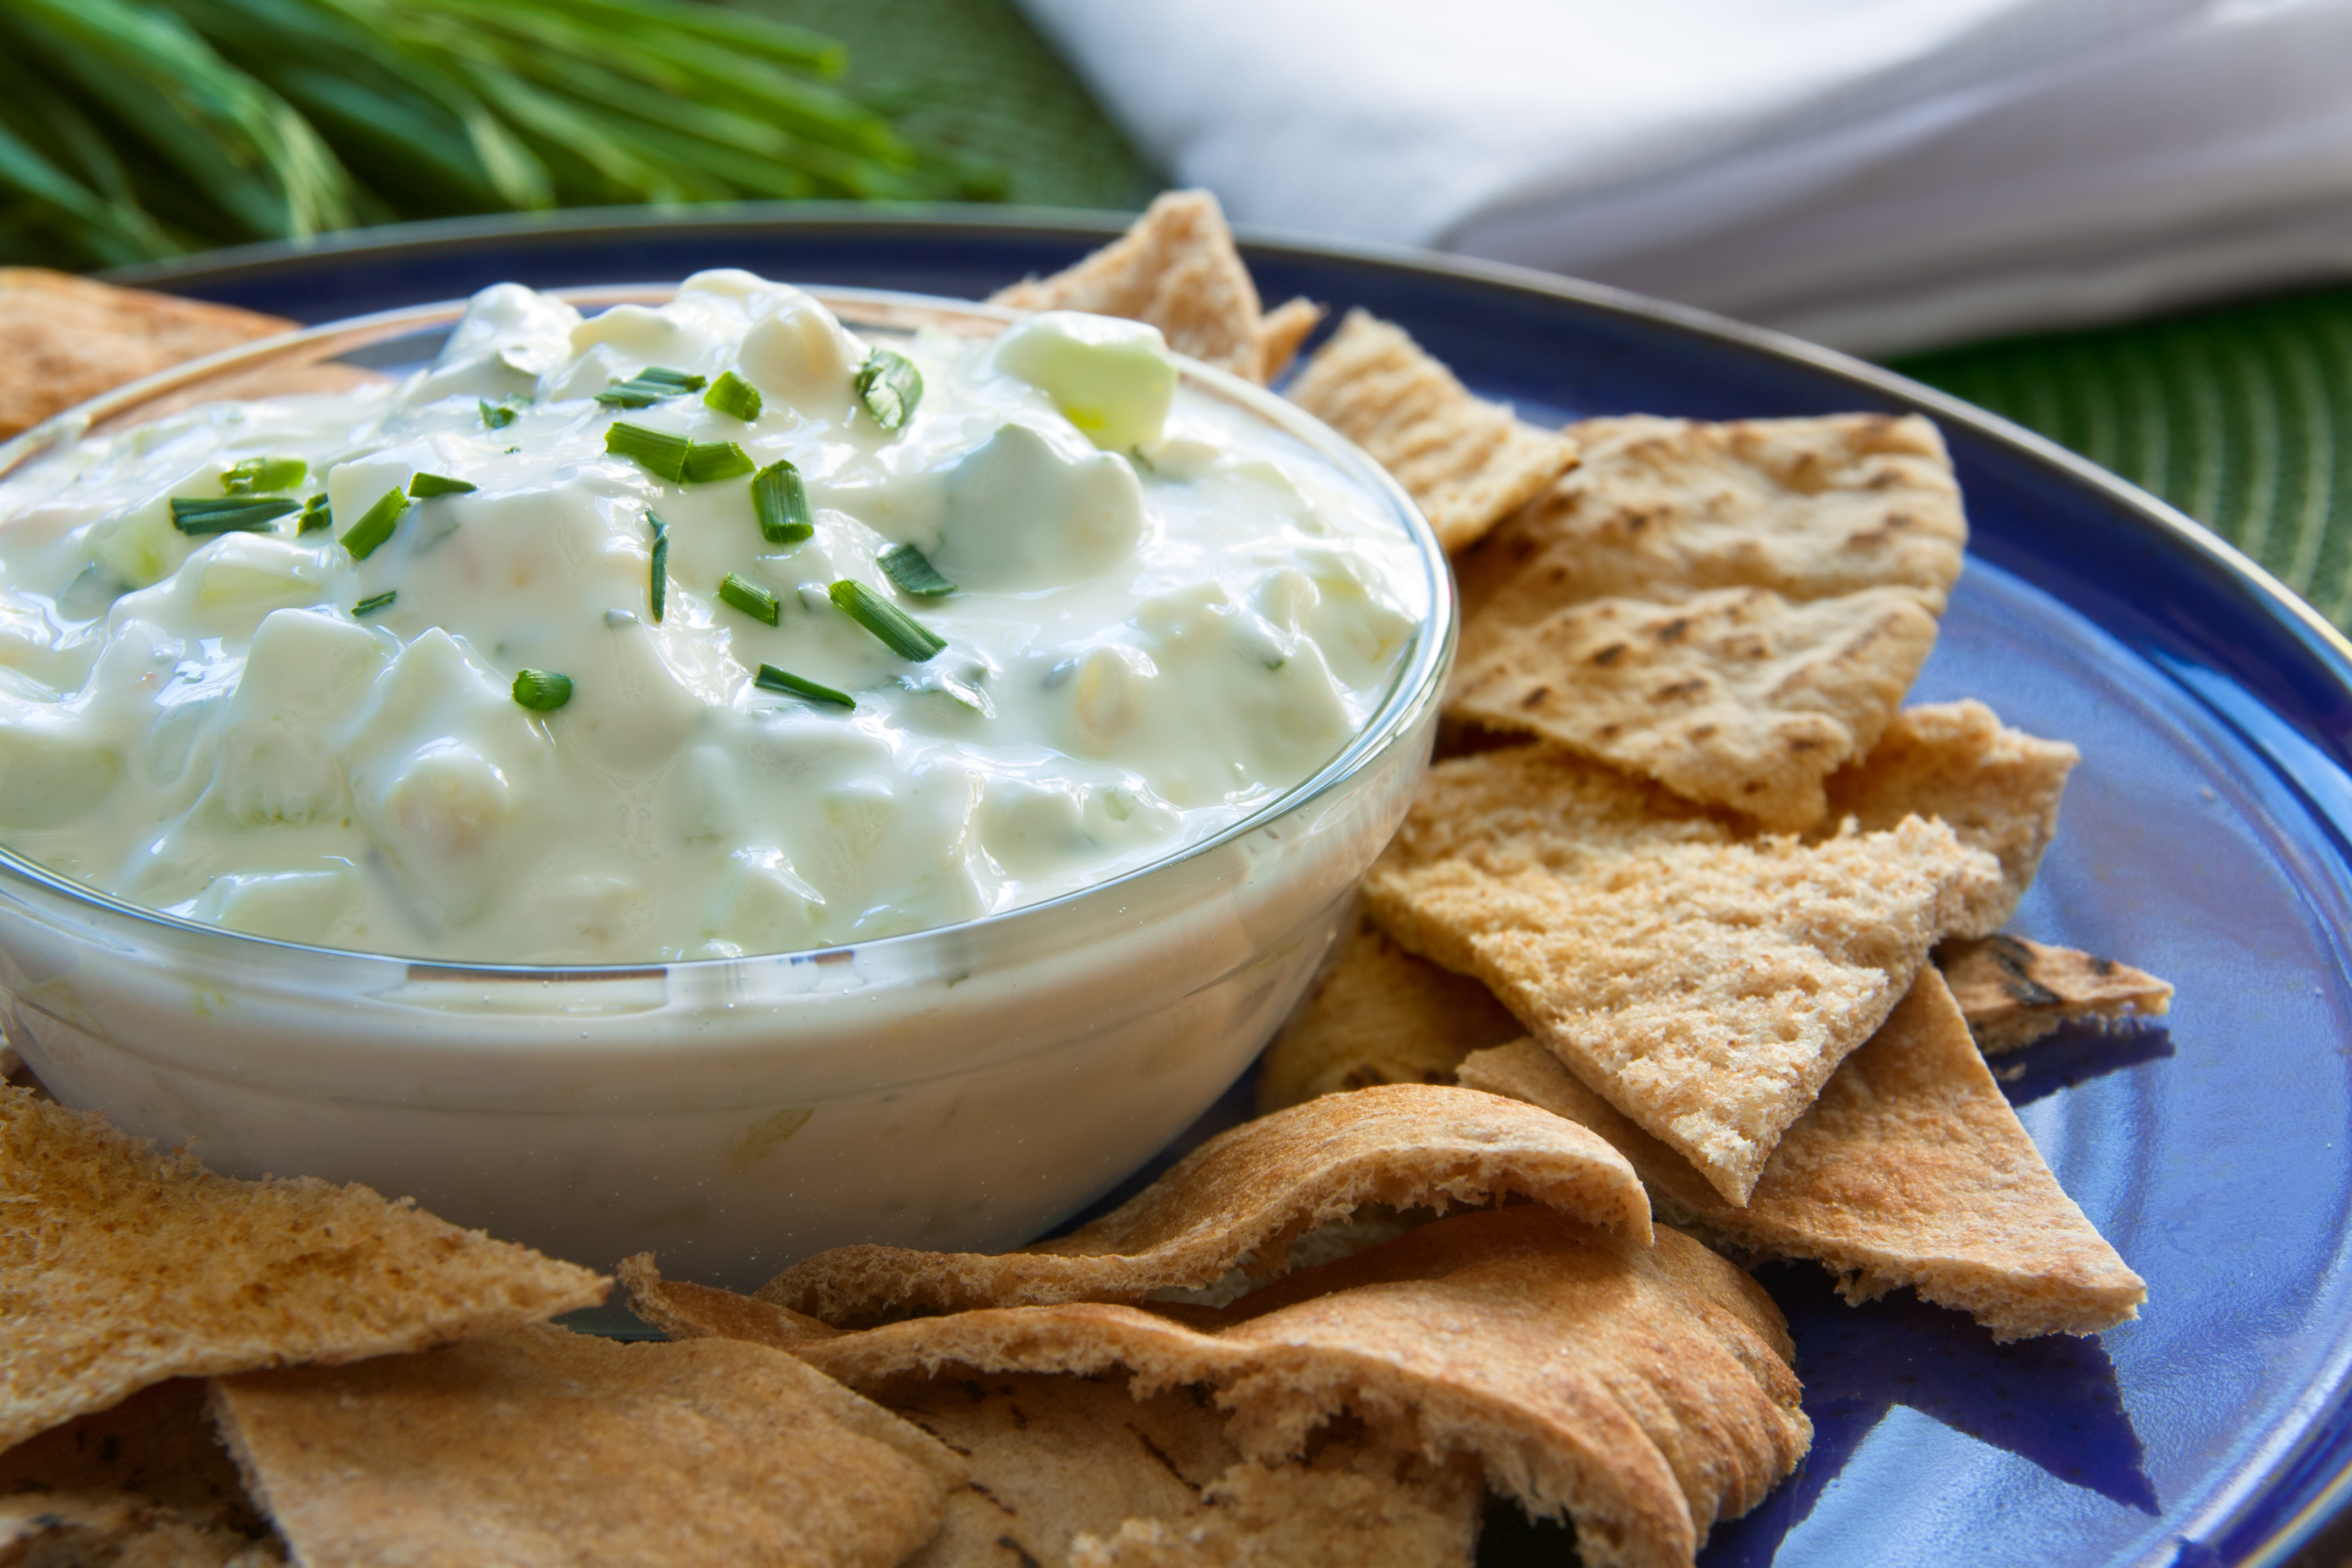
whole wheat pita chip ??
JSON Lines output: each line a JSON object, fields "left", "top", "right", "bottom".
{"left": 1361, "top": 744, "right": 2003, "bottom": 1204}
{"left": 0, "top": 1088, "right": 609, "bottom": 1451}
{"left": 0, "top": 1379, "right": 260, "bottom": 1534}
{"left": 990, "top": 190, "right": 1320, "bottom": 384}
{"left": 1459, "top": 967, "right": 2147, "bottom": 1341}
{"left": 0, "top": 1490, "right": 280, "bottom": 1567}
{"left": 756, "top": 1084, "right": 1651, "bottom": 1326}
{"left": 0, "top": 270, "right": 293, "bottom": 438}
{"left": 1937, "top": 934, "right": 2173, "bottom": 1053}
{"left": 1283, "top": 311, "right": 1581, "bottom": 553}
{"left": 1820, "top": 700, "right": 2078, "bottom": 937}
{"left": 1255, "top": 911, "right": 1524, "bottom": 1113}
{"left": 1447, "top": 585, "right": 1938, "bottom": 829}
{"left": 209, "top": 1324, "right": 959, "bottom": 1568}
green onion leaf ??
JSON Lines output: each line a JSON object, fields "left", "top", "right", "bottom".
{"left": 830, "top": 579, "right": 944, "bottom": 660}
{"left": 339, "top": 487, "right": 410, "bottom": 560}
{"left": 221, "top": 455, "right": 306, "bottom": 494}
{"left": 606, "top": 421, "right": 689, "bottom": 482}
{"left": 704, "top": 369, "right": 764, "bottom": 421}
{"left": 648, "top": 513, "right": 668, "bottom": 624}
{"left": 856, "top": 347, "right": 922, "bottom": 433}
{"left": 595, "top": 366, "right": 707, "bottom": 408}
{"left": 407, "top": 472, "right": 477, "bottom": 498}
{"left": 512, "top": 668, "right": 573, "bottom": 711}
{"left": 755, "top": 662, "right": 854, "bottom": 709}
{"left": 297, "top": 493, "right": 331, "bottom": 534}
{"left": 480, "top": 396, "right": 529, "bottom": 430}
{"left": 353, "top": 589, "right": 396, "bottom": 617}
{"left": 683, "top": 439, "right": 755, "bottom": 483}
{"left": 170, "top": 496, "right": 298, "bottom": 535}
{"left": 752, "top": 458, "right": 812, "bottom": 544}
{"left": 876, "top": 542, "right": 954, "bottom": 596}
{"left": 718, "top": 571, "right": 780, "bottom": 626}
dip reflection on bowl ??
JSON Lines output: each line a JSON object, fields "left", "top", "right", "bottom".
{"left": 0, "top": 288, "right": 1454, "bottom": 1287}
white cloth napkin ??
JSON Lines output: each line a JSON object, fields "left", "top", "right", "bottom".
{"left": 1017, "top": 0, "right": 2352, "bottom": 354}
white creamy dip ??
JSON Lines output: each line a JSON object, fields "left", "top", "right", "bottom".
{"left": 0, "top": 275, "right": 1425, "bottom": 962}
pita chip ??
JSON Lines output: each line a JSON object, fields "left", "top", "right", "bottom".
{"left": 0, "top": 269, "right": 293, "bottom": 438}
{"left": 0, "top": 1491, "right": 280, "bottom": 1567}
{"left": 0, "top": 1088, "right": 609, "bottom": 1451}
{"left": 757, "top": 1084, "right": 1651, "bottom": 1326}
{"left": 1361, "top": 743, "right": 2003, "bottom": 1204}
{"left": 1459, "top": 967, "right": 2147, "bottom": 1341}
{"left": 210, "top": 1324, "right": 960, "bottom": 1568}
{"left": 1937, "top": 934, "right": 2174, "bottom": 1053}
{"left": 991, "top": 190, "right": 1320, "bottom": 383}
{"left": 1446, "top": 585, "right": 1939, "bottom": 829}
{"left": 1284, "top": 311, "right": 1581, "bottom": 552}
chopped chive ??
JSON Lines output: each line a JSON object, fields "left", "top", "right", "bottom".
{"left": 704, "top": 370, "right": 764, "bottom": 421}
{"left": 755, "top": 663, "right": 854, "bottom": 709}
{"left": 718, "top": 571, "right": 780, "bottom": 627}
{"left": 606, "top": 421, "right": 690, "bottom": 483}
{"left": 353, "top": 590, "right": 396, "bottom": 617}
{"left": 683, "top": 440, "right": 755, "bottom": 484}
{"left": 340, "top": 487, "right": 411, "bottom": 561}
{"left": 222, "top": 456, "right": 306, "bottom": 495}
{"left": 752, "top": 459, "right": 812, "bottom": 544}
{"left": 297, "top": 494, "right": 332, "bottom": 534}
{"left": 830, "top": 579, "right": 945, "bottom": 660}
{"left": 877, "top": 542, "right": 955, "bottom": 596}
{"left": 480, "top": 395, "right": 529, "bottom": 430}
{"left": 595, "top": 366, "right": 707, "bottom": 409}
{"left": 512, "top": 669, "right": 573, "bottom": 711}
{"left": 407, "top": 472, "right": 477, "bottom": 498}
{"left": 648, "top": 514, "right": 668, "bottom": 624}
{"left": 170, "top": 496, "right": 299, "bottom": 535}
{"left": 856, "top": 348, "right": 922, "bottom": 433}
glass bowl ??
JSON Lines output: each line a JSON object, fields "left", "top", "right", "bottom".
{"left": 0, "top": 287, "right": 1455, "bottom": 1289}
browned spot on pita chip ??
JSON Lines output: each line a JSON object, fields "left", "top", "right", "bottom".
{"left": 1447, "top": 586, "right": 1938, "bottom": 830}
{"left": 210, "top": 1324, "right": 959, "bottom": 1568}
{"left": 1283, "top": 311, "right": 1580, "bottom": 553}
{"left": 0, "top": 1379, "right": 261, "bottom": 1535}
{"left": 1821, "top": 700, "right": 2078, "bottom": 937}
{"left": 1937, "top": 934, "right": 2173, "bottom": 1053}
{"left": 758, "top": 1084, "right": 1650, "bottom": 1326}
{"left": 0, "top": 1088, "right": 609, "bottom": 1451}
{"left": 1361, "top": 744, "right": 2002, "bottom": 1205}
{"left": 1255, "top": 911, "right": 1523, "bottom": 1113}
{"left": 1460, "top": 967, "right": 2147, "bottom": 1341}
{"left": 0, "top": 270, "right": 293, "bottom": 438}
{"left": 990, "top": 191, "right": 1320, "bottom": 383}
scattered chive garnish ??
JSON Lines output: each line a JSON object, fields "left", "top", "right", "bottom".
{"left": 169, "top": 496, "right": 299, "bottom": 535}
{"left": 606, "top": 421, "right": 690, "bottom": 483}
{"left": 595, "top": 367, "right": 707, "bottom": 409}
{"left": 877, "top": 542, "right": 955, "bottom": 596}
{"left": 648, "top": 514, "right": 668, "bottom": 624}
{"left": 407, "top": 472, "right": 477, "bottom": 498}
{"left": 830, "top": 579, "right": 944, "bottom": 660}
{"left": 682, "top": 440, "right": 755, "bottom": 483}
{"left": 297, "top": 493, "right": 332, "bottom": 533}
{"left": 340, "top": 487, "right": 410, "bottom": 561}
{"left": 856, "top": 347, "right": 922, "bottom": 433}
{"left": 704, "top": 370, "right": 763, "bottom": 421}
{"left": 755, "top": 662, "right": 854, "bottom": 709}
{"left": 752, "top": 459, "right": 813, "bottom": 544}
{"left": 353, "top": 590, "right": 396, "bottom": 617}
{"left": 718, "top": 571, "right": 780, "bottom": 626}
{"left": 480, "top": 395, "right": 529, "bottom": 430}
{"left": 511, "top": 669, "right": 573, "bottom": 711}
{"left": 221, "top": 456, "right": 306, "bottom": 494}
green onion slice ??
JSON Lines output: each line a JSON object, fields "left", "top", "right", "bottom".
{"left": 297, "top": 494, "right": 332, "bottom": 534}
{"left": 606, "top": 422, "right": 690, "bottom": 483}
{"left": 876, "top": 542, "right": 954, "bottom": 596}
{"left": 222, "top": 456, "right": 306, "bottom": 495}
{"left": 755, "top": 663, "right": 854, "bottom": 709}
{"left": 704, "top": 371, "right": 764, "bottom": 422}
{"left": 648, "top": 514, "right": 669, "bottom": 624}
{"left": 683, "top": 440, "right": 756, "bottom": 484}
{"left": 856, "top": 348, "right": 922, "bottom": 433}
{"left": 595, "top": 366, "right": 708, "bottom": 409}
{"left": 353, "top": 590, "right": 396, "bottom": 617}
{"left": 718, "top": 571, "right": 780, "bottom": 627}
{"left": 407, "top": 472, "right": 477, "bottom": 498}
{"left": 340, "top": 488, "right": 411, "bottom": 561}
{"left": 170, "top": 497, "right": 299, "bottom": 536}
{"left": 830, "top": 579, "right": 944, "bottom": 660}
{"left": 480, "top": 395, "right": 529, "bottom": 430}
{"left": 512, "top": 669, "right": 574, "bottom": 711}
{"left": 753, "top": 459, "right": 813, "bottom": 544}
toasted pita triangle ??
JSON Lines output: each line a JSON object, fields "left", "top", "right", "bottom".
{"left": 0, "top": 1379, "right": 259, "bottom": 1532}
{"left": 1459, "top": 967, "right": 2146, "bottom": 1341}
{"left": 1937, "top": 934, "right": 2173, "bottom": 1053}
{"left": 0, "top": 269, "right": 292, "bottom": 439}
{"left": 991, "top": 190, "right": 1320, "bottom": 383}
{"left": 0, "top": 1088, "right": 609, "bottom": 1451}
{"left": 1284, "top": 311, "right": 1581, "bottom": 552}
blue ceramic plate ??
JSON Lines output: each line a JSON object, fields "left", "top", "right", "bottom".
{"left": 110, "top": 208, "right": 2352, "bottom": 1568}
